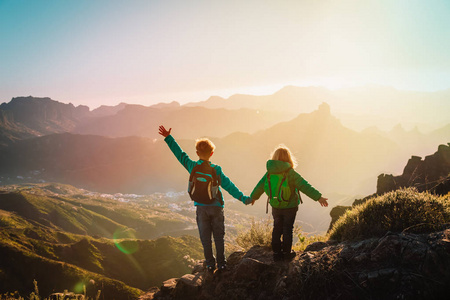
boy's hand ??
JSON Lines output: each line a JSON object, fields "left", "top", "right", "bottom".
{"left": 318, "top": 197, "right": 328, "bottom": 207}
{"left": 158, "top": 125, "right": 172, "bottom": 137}
{"left": 243, "top": 196, "right": 253, "bottom": 205}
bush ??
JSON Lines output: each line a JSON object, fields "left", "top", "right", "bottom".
{"left": 293, "top": 232, "right": 326, "bottom": 252}
{"left": 235, "top": 217, "right": 326, "bottom": 252}
{"left": 235, "top": 218, "right": 272, "bottom": 250}
{"left": 328, "top": 188, "right": 450, "bottom": 242}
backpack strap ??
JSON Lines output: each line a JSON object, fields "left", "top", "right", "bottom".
{"left": 297, "top": 189, "right": 303, "bottom": 204}
{"left": 266, "top": 172, "right": 272, "bottom": 214}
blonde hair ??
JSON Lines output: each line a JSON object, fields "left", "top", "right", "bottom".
{"left": 271, "top": 144, "right": 297, "bottom": 168}
{"left": 196, "top": 138, "right": 216, "bottom": 155}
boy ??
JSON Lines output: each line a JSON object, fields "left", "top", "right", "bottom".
{"left": 158, "top": 125, "right": 251, "bottom": 272}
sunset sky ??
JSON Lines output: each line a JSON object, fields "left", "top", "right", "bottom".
{"left": 1, "top": 0, "right": 449, "bottom": 108}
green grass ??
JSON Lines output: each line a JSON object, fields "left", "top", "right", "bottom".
{"left": 0, "top": 184, "right": 204, "bottom": 298}
{"left": 328, "top": 188, "right": 450, "bottom": 242}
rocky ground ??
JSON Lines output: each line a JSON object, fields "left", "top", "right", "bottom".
{"left": 140, "top": 227, "right": 450, "bottom": 300}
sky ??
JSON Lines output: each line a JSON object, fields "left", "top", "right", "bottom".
{"left": 1, "top": 0, "right": 450, "bottom": 109}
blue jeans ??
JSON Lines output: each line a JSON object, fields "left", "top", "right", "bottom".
{"left": 272, "top": 206, "right": 298, "bottom": 254}
{"left": 196, "top": 205, "right": 226, "bottom": 268}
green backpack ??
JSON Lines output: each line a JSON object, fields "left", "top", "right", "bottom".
{"left": 264, "top": 170, "right": 302, "bottom": 213}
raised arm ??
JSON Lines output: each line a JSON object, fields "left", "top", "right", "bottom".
{"left": 159, "top": 125, "right": 196, "bottom": 173}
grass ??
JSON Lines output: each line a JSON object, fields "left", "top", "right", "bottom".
{"left": 235, "top": 217, "right": 326, "bottom": 252}
{"left": 0, "top": 280, "right": 102, "bottom": 300}
{"left": 328, "top": 188, "right": 450, "bottom": 242}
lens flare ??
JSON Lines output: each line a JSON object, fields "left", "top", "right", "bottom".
{"left": 113, "top": 228, "right": 139, "bottom": 254}
{"left": 73, "top": 282, "right": 84, "bottom": 294}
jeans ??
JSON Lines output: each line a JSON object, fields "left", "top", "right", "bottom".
{"left": 196, "top": 205, "right": 226, "bottom": 268}
{"left": 272, "top": 206, "right": 298, "bottom": 254}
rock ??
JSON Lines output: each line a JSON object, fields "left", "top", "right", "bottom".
{"left": 328, "top": 205, "right": 351, "bottom": 231}
{"left": 233, "top": 257, "right": 270, "bottom": 281}
{"left": 154, "top": 230, "right": 450, "bottom": 300}
{"left": 160, "top": 278, "right": 178, "bottom": 293}
{"left": 227, "top": 251, "right": 245, "bottom": 266}
{"left": 304, "top": 241, "right": 328, "bottom": 252}
{"left": 172, "top": 274, "right": 203, "bottom": 299}
{"left": 371, "top": 234, "right": 402, "bottom": 262}
{"left": 191, "top": 262, "right": 204, "bottom": 274}
{"left": 352, "top": 253, "right": 369, "bottom": 263}
{"left": 376, "top": 144, "right": 450, "bottom": 195}
{"left": 401, "top": 238, "right": 427, "bottom": 263}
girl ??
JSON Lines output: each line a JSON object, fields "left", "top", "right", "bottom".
{"left": 250, "top": 144, "right": 328, "bottom": 261}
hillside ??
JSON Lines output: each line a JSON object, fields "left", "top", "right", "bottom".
{"left": 0, "top": 184, "right": 208, "bottom": 299}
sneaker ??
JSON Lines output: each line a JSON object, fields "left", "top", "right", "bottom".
{"left": 217, "top": 264, "right": 227, "bottom": 272}
{"left": 206, "top": 265, "right": 216, "bottom": 273}
{"left": 273, "top": 252, "right": 283, "bottom": 262}
{"left": 283, "top": 251, "right": 296, "bottom": 261}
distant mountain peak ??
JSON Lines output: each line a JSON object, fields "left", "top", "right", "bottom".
{"left": 317, "top": 102, "right": 331, "bottom": 115}
{"left": 150, "top": 101, "right": 181, "bottom": 109}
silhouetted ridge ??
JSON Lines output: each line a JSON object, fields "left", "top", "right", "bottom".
{"left": 328, "top": 144, "right": 450, "bottom": 232}
{"left": 377, "top": 143, "right": 450, "bottom": 195}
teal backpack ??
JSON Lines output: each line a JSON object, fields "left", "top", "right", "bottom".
{"left": 264, "top": 170, "right": 302, "bottom": 213}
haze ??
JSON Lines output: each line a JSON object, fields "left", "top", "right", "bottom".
{"left": 1, "top": 0, "right": 450, "bottom": 109}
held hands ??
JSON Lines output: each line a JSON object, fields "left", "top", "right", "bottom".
{"left": 318, "top": 197, "right": 329, "bottom": 207}
{"left": 158, "top": 125, "right": 172, "bottom": 137}
{"left": 243, "top": 196, "right": 253, "bottom": 205}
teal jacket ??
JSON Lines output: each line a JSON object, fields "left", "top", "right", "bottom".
{"left": 250, "top": 160, "right": 322, "bottom": 209}
{"left": 164, "top": 135, "right": 249, "bottom": 207}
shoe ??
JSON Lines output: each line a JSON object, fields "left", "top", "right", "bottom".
{"left": 217, "top": 264, "right": 227, "bottom": 272}
{"left": 283, "top": 251, "right": 296, "bottom": 261}
{"left": 206, "top": 265, "right": 216, "bottom": 273}
{"left": 273, "top": 252, "right": 283, "bottom": 262}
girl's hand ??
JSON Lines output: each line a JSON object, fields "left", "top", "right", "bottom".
{"left": 318, "top": 197, "right": 328, "bottom": 207}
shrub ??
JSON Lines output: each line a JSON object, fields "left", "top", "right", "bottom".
{"left": 293, "top": 232, "right": 327, "bottom": 252}
{"left": 235, "top": 217, "right": 326, "bottom": 252}
{"left": 328, "top": 188, "right": 450, "bottom": 242}
{"left": 235, "top": 218, "right": 272, "bottom": 250}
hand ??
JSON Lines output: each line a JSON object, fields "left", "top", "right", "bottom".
{"left": 243, "top": 196, "right": 253, "bottom": 205}
{"left": 318, "top": 197, "right": 328, "bottom": 207}
{"left": 158, "top": 125, "right": 172, "bottom": 137}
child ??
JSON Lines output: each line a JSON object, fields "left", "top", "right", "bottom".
{"left": 158, "top": 125, "right": 252, "bottom": 272}
{"left": 250, "top": 144, "right": 328, "bottom": 261}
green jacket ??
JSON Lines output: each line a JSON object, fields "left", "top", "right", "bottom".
{"left": 164, "top": 135, "right": 249, "bottom": 207}
{"left": 250, "top": 160, "right": 322, "bottom": 209}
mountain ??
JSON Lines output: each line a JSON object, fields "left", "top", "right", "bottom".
{"left": 186, "top": 85, "right": 332, "bottom": 116}
{"left": 2, "top": 86, "right": 449, "bottom": 145}
{"left": 73, "top": 104, "right": 290, "bottom": 140}
{"left": 1, "top": 103, "right": 448, "bottom": 233}
{"left": 0, "top": 96, "right": 90, "bottom": 146}
{"left": 0, "top": 96, "right": 89, "bottom": 134}
{"left": 187, "top": 85, "right": 450, "bottom": 132}
{"left": 90, "top": 102, "right": 128, "bottom": 117}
